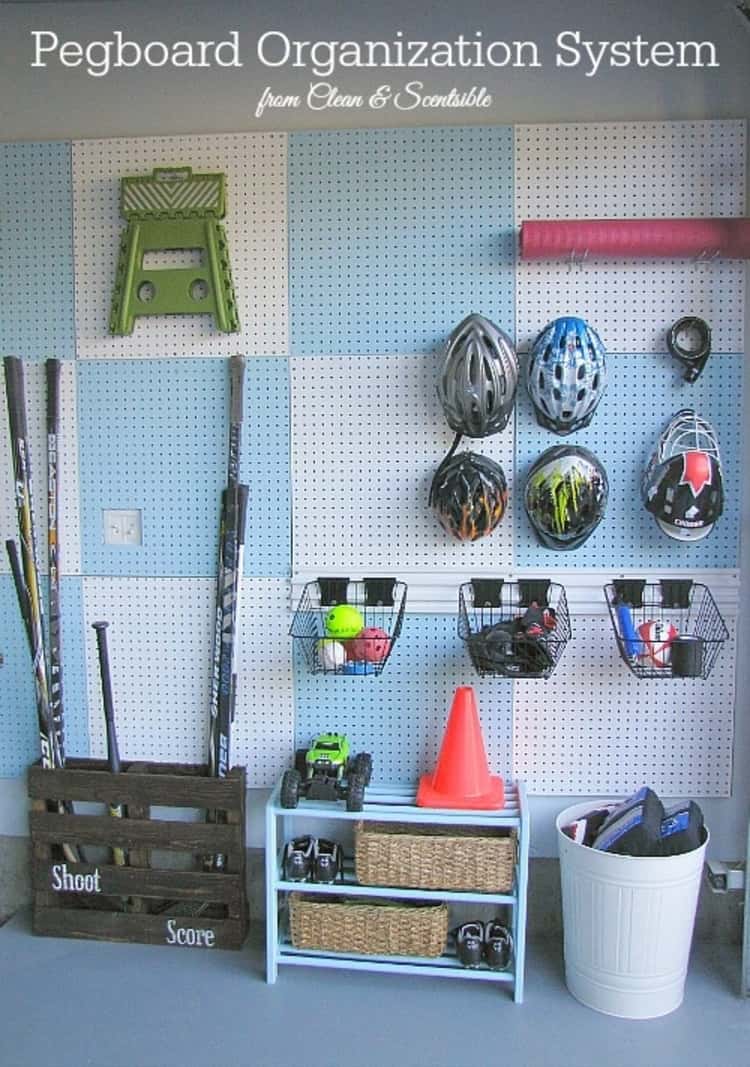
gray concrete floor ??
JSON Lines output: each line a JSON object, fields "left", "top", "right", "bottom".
{"left": 1, "top": 911, "right": 748, "bottom": 1067}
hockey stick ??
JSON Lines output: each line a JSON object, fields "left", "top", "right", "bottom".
{"left": 92, "top": 622, "right": 128, "bottom": 868}
{"left": 46, "top": 359, "right": 65, "bottom": 760}
{"left": 206, "top": 354, "right": 248, "bottom": 869}
{"left": 4, "top": 357, "right": 60, "bottom": 771}
{"left": 7, "top": 537, "right": 80, "bottom": 855}
{"left": 4, "top": 359, "right": 78, "bottom": 863}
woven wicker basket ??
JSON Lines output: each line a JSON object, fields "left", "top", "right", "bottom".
{"left": 288, "top": 894, "right": 448, "bottom": 958}
{"left": 355, "top": 822, "right": 516, "bottom": 893}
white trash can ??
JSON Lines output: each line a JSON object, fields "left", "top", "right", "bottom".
{"left": 556, "top": 800, "right": 708, "bottom": 1019}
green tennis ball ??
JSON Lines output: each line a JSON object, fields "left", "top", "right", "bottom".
{"left": 324, "top": 604, "right": 364, "bottom": 640}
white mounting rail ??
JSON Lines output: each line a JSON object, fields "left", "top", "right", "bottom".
{"left": 290, "top": 569, "right": 741, "bottom": 617}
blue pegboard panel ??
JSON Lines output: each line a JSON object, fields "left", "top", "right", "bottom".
{"left": 78, "top": 359, "right": 227, "bottom": 577}
{"left": 516, "top": 353, "right": 742, "bottom": 569}
{"left": 294, "top": 614, "right": 513, "bottom": 786}
{"left": 241, "top": 358, "right": 291, "bottom": 577}
{"left": 0, "top": 142, "right": 76, "bottom": 361}
{"left": 0, "top": 576, "right": 88, "bottom": 777}
{"left": 78, "top": 358, "right": 290, "bottom": 578}
{"left": 289, "top": 126, "right": 515, "bottom": 355}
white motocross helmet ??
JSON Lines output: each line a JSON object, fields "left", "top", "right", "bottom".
{"left": 642, "top": 410, "right": 724, "bottom": 542}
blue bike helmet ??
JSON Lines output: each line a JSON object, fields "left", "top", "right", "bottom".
{"left": 526, "top": 317, "right": 607, "bottom": 435}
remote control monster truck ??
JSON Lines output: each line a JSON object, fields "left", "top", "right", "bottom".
{"left": 280, "top": 733, "right": 373, "bottom": 811}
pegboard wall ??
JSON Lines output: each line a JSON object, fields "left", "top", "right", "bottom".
{"left": 0, "top": 142, "right": 76, "bottom": 361}
{"left": 288, "top": 126, "right": 515, "bottom": 355}
{"left": 72, "top": 133, "right": 288, "bottom": 358}
{"left": 290, "top": 354, "right": 515, "bottom": 572}
{"left": 515, "top": 121, "right": 746, "bottom": 353}
{"left": 513, "top": 616, "right": 737, "bottom": 797}
{"left": 0, "top": 120, "right": 745, "bottom": 802}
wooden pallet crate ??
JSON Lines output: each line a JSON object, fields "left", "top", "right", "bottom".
{"left": 28, "top": 759, "right": 248, "bottom": 950}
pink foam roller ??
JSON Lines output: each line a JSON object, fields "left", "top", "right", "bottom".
{"left": 520, "top": 218, "right": 750, "bottom": 260}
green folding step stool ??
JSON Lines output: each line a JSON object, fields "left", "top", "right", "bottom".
{"left": 109, "top": 166, "right": 240, "bottom": 335}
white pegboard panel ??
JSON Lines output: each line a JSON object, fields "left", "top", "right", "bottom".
{"left": 290, "top": 354, "right": 514, "bottom": 572}
{"left": 515, "top": 120, "right": 746, "bottom": 353}
{"left": 82, "top": 576, "right": 293, "bottom": 788}
{"left": 512, "top": 615, "right": 736, "bottom": 797}
{"left": 72, "top": 133, "right": 288, "bottom": 358}
{"left": 0, "top": 360, "right": 81, "bottom": 576}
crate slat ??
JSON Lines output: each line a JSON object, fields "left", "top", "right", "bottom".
{"left": 28, "top": 763, "right": 243, "bottom": 809}
{"left": 33, "top": 908, "right": 247, "bottom": 949}
{"left": 31, "top": 859, "right": 243, "bottom": 903}
{"left": 29, "top": 812, "right": 241, "bottom": 853}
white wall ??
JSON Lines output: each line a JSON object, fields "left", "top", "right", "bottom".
{"left": 1, "top": 0, "right": 749, "bottom": 858}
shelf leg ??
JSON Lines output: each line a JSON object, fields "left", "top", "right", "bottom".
{"left": 265, "top": 802, "right": 278, "bottom": 983}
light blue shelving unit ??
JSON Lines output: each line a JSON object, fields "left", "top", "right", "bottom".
{"left": 743, "top": 818, "right": 750, "bottom": 997}
{"left": 265, "top": 780, "right": 530, "bottom": 1001}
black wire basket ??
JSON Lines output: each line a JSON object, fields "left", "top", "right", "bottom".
{"left": 458, "top": 578, "right": 572, "bottom": 679}
{"left": 604, "top": 579, "right": 728, "bottom": 680}
{"left": 290, "top": 577, "right": 407, "bottom": 676}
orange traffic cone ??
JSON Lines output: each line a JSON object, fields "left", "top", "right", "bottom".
{"left": 417, "top": 686, "right": 504, "bottom": 809}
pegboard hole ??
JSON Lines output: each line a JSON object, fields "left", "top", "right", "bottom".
{"left": 190, "top": 279, "right": 210, "bottom": 302}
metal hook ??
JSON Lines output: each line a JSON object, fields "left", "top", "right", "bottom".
{"left": 692, "top": 248, "right": 721, "bottom": 264}
{"left": 566, "top": 248, "right": 589, "bottom": 273}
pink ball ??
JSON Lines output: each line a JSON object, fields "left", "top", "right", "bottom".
{"left": 346, "top": 626, "right": 391, "bottom": 663}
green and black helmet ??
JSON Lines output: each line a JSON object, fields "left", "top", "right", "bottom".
{"left": 524, "top": 445, "right": 608, "bottom": 551}
{"left": 430, "top": 450, "right": 508, "bottom": 542}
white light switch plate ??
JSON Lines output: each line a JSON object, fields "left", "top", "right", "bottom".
{"left": 103, "top": 509, "right": 142, "bottom": 546}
